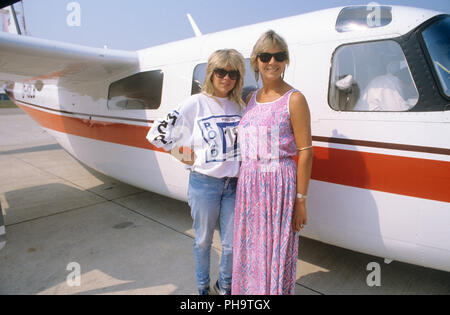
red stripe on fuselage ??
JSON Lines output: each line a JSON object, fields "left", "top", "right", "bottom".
{"left": 17, "top": 102, "right": 165, "bottom": 153}
{"left": 312, "top": 146, "right": 449, "bottom": 203}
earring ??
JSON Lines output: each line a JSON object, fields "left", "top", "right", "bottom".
{"left": 282, "top": 66, "right": 286, "bottom": 79}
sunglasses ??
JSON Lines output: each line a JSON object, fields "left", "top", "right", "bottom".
{"left": 257, "top": 52, "right": 288, "bottom": 63}
{"left": 214, "top": 68, "right": 240, "bottom": 80}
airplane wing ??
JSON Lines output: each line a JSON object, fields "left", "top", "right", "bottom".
{"left": 0, "top": 32, "right": 139, "bottom": 89}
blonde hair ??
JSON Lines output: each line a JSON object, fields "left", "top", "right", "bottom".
{"left": 250, "top": 30, "right": 290, "bottom": 82}
{"left": 201, "top": 49, "right": 246, "bottom": 108}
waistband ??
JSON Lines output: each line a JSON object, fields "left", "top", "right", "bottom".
{"left": 190, "top": 171, "right": 238, "bottom": 181}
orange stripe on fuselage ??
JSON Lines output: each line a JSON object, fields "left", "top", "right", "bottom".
{"left": 312, "top": 146, "right": 449, "bottom": 203}
{"left": 17, "top": 103, "right": 165, "bottom": 153}
{"left": 17, "top": 103, "right": 450, "bottom": 203}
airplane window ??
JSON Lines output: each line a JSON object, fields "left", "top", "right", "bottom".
{"left": 191, "top": 59, "right": 259, "bottom": 101}
{"left": 422, "top": 17, "right": 450, "bottom": 98}
{"left": 191, "top": 63, "right": 206, "bottom": 95}
{"left": 329, "top": 40, "right": 419, "bottom": 112}
{"left": 336, "top": 6, "right": 392, "bottom": 33}
{"left": 107, "top": 70, "right": 163, "bottom": 110}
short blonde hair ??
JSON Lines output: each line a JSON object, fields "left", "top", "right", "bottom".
{"left": 202, "top": 49, "right": 246, "bottom": 108}
{"left": 250, "top": 30, "right": 290, "bottom": 81}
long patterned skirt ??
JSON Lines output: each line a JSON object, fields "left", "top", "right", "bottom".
{"left": 232, "top": 158, "right": 299, "bottom": 295}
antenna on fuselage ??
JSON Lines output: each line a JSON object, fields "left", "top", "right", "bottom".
{"left": 187, "top": 13, "right": 202, "bottom": 37}
{"left": 19, "top": 0, "right": 28, "bottom": 35}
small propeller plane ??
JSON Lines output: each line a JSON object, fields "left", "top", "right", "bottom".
{"left": 0, "top": 1, "right": 449, "bottom": 272}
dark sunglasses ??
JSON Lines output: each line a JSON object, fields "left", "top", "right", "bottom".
{"left": 257, "top": 52, "right": 288, "bottom": 63}
{"left": 214, "top": 68, "right": 240, "bottom": 80}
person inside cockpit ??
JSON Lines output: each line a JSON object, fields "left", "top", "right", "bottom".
{"left": 354, "top": 60, "right": 417, "bottom": 111}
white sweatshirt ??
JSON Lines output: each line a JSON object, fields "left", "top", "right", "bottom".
{"left": 146, "top": 93, "right": 242, "bottom": 178}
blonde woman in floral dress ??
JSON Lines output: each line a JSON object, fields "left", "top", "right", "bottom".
{"left": 232, "top": 31, "right": 313, "bottom": 295}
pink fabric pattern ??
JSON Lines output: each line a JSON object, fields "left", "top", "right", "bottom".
{"left": 232, "top": 89, "right": 299, "bottom": 295}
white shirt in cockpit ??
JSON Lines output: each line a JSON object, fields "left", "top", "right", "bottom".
{"left": 354, "top": 73, "right": 415, "bottom": 111}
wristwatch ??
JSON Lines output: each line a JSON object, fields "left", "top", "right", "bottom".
{"left": 296, "top": 193, "right": 307, "bottom": 200}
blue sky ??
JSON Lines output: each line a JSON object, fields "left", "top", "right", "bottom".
{"left": 13, "top": 0, "right": 450, "bottom": 50}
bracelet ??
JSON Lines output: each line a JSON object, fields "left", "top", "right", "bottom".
{"left": 298, "top": 146, "right": 313, "bottom": 152}
{"left": 296, "top": 193, "right": 307, "bottom": 199}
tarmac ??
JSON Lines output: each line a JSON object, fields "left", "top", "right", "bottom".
{"left": 0, "top": 107, "right": 449, "bottom": 295}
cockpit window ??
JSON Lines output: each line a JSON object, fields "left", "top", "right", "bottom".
{"left": 422, "top": 17, "right": 450, "bottom": 98}
{"left": 108, "top": 70, "right": 163, "bottom": 110}
{"left": 336, "top": 6, "right": 392, "bottom": 33}
{"left": 329, "top": 40, "right": 419, "bottom": 112}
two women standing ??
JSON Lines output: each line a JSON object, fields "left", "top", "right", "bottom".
{"left": 147, "top": 30, "right": 312, "bottom": 295}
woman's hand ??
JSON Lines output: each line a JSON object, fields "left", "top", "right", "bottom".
{"left": 180, "top": 147, "right": 196, "bottom": 166}
{"left": 183, "top": 149, "right": 197, "bottom": 166}
{"left": 170, "top": 146, "right": 196, "bottom": 166}
{"left": 292, "top": 198, "right": 307, "bottom": 232}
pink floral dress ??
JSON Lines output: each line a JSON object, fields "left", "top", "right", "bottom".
{"left": 232, "top": 89, "right": 299, "bottom": 295}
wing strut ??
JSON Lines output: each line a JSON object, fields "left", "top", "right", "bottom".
{"left": 187, "top": 13, "right": 202, "bottom": 37}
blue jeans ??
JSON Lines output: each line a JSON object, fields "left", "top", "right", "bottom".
{"left": 188, "top": 171, "right": 237, "bottom": 294}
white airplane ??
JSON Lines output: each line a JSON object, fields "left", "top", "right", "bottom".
{"left": 0, "top": 2, "right": 449, "bottom": 273}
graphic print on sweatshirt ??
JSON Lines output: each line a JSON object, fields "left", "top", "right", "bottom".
{"left": 151, "top": 110, "right": 180, "bottom": 147}
{"left": 197, "top": 115, "right": 241, "bottom": 163}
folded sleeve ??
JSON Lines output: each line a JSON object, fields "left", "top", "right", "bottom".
{"left": 146, "top": 98, "right": 196, "bottom": 151}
